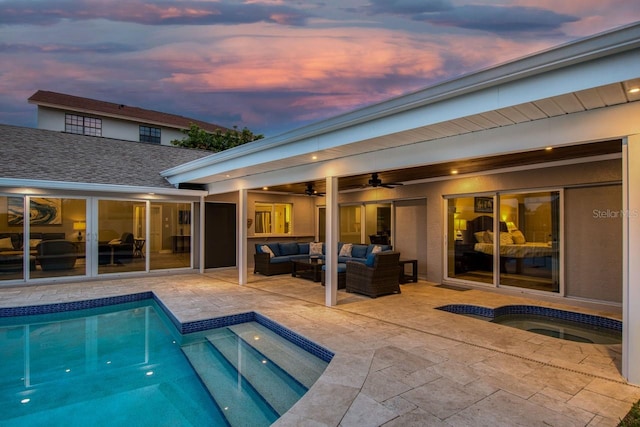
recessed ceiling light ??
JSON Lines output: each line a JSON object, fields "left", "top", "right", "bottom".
{"left": 545, "top": 147, "right": 553, "bottom": 151}
{"left": 451, "top": 169, "right": 458, "bottom": 175}
{"left": 629, "top": 87, "right": 640, "bottom": 94}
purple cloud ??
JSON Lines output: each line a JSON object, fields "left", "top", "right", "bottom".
{"left": 0, "top": 0, "right": 310, "bottom": 27}
{"left": 417, "top": 5, "right": 579, "bottom": 34}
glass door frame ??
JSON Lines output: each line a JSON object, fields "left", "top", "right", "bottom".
{"left": 443, "top": 189, "right": 564, "bottom": 294}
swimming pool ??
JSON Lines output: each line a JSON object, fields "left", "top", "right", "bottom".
{"left": 0, "top": 293, "right": 332, "bottom": 426}
{"left": 436, "top": 304, "right": 622, "bottom": 344}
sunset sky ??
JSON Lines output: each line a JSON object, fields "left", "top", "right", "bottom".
{"left": 1, "top": 1, "right": 639, "bottom": 137}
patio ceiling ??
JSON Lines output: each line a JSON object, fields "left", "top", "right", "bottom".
{"left": 264, "top": 138, "right": 623, "bottom": 196}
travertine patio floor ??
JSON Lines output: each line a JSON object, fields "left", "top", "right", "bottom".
{"left": 0, "top": 270, "right": 637, "bottom": 426}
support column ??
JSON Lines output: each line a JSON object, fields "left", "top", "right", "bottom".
{"left": 325, "top": 176, "right": 338, "bottom": 307}
{"left": 238, "top": 188, "right": 248, "bottom": 285}
{"left": 623, "top": 135, "right": 640, "bottom": 385}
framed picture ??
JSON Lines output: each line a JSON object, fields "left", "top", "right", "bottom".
{"left": 8, "top": 197, "right": 63, "bottom": 225}
{"left": 178, "top": 210, "right": 191, "bottom": 225}
{"left": 474, "top": 197, "right": 494, "bottom": 213}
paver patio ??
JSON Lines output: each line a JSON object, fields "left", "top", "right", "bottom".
{"left": 0, "top": 270, "right": 637, "bottom": 426}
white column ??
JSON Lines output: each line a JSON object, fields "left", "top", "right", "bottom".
{"left": 623, "top": 134, "right": 640, "bottom": 385}
{"left": 325, "top": 176, "right": 338, "bottom": 306}
{"left": 199, "top": 196, "right": 205, "bottom": 273}
{"left": 238, "top": 188, "right": 248, "bottom": 285}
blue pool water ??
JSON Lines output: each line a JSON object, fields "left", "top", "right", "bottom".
{"left": 0, "top": 297, "right": 331, "bottom": 426}
{"left": 436, "top": 304, "right": 622, "bottom": 344}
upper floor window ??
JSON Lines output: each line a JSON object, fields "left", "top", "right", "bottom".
{"left": 139, "top": 126, "right": 161, "bottom": 144}
{"left": 65, "top": 114, "right": 102, "bottom": 136}
{"left": 255, "top": 203, "right": 292, "bottom": 235}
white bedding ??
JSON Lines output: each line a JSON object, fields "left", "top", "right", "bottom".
{"left": 474, "top": 242, "right": 554, "bottom": 258}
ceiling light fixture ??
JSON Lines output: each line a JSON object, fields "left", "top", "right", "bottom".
{"left": 262, "top": 186, "right": 268, "bottom": 190}
{"left": 451, "top": 170, "right": 458, "bottom": 175}
{"left": 629, "top": 87, "right": 640, "bottom": 94}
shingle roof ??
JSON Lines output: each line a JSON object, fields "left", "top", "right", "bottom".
{"left": 0, "top": 124, "right": 212, "bottom": 189}
{"left": 28, "top": 90, "right": 228, "bottom": 133}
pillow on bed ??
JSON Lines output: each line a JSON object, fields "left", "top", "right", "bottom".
{"left": 484, "top": 230, "right": 493, "bottom": 243}
{"left": 499, "top": 232, "right": 513, "bottom": 245}
{"left": 511, "top": 229, "right": 526, "bottom": 244}
{"left": 474, "top": 232, "right": 485, "bottom": 243}
{"left": 0, "top": 237, "right": 13, "bottom": 250}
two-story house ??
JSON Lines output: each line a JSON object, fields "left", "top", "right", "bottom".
{"left": 28, "top": 90, "right": 227, "bottom": 146}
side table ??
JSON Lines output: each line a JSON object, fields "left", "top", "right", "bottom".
{"left": 399, "top": 259, "right": 418, "bottom": 284}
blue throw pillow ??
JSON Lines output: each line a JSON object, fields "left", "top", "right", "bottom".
{"left": 365, "top": 253, "right": 377, "bottom": 267}
{"left": 267, "top": 243, "right": 281, "bottom": 257}
{"left": 279, "top": 242, "right": 299, "bottom": 256}
{"left": 351, "top": 244, "right": 368, "bottom": 258}
{"left": 298, "top": 242, "right": 310, "bottom": 254}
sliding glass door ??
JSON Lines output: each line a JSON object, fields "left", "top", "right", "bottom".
{"left": 446, "top": 191, "right": 561, "bottom": 292}
{"left": 0, "top": 195, "right": 87, "bottom": 282}
{"left": 498, "top": 191, "right": 560, "bottom": 292}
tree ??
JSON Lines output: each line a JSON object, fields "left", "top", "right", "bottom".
{"left": 171, "top": 123, "right": 264, "bottom": 152}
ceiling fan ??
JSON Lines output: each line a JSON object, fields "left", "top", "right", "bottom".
{"left": 304, "top": 183, "right": 325, "bottom": 196}
{"left": 364, "top": 173, "right": 403, "bottom": 189}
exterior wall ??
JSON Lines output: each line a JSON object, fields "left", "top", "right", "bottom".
{"left": 37, "top": 106, "right": 185, "bottom": 145}
{"left": 205, "top": 192, "right": 316, "bottom": 268}
{"left": 338, "top": 157, "right": 622, "bottom": 304}
{"left": 565, "top": 184, "right": 622, "bottom": 302}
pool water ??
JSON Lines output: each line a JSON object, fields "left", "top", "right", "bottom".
{"left": 436, "top": 304, "right": 622, "bottom": 345}
{"left": 491, "top": 314, "right": 621, "bottom": 344}
{"left": 0, "top": 300, "right": 329, "bottom": 426}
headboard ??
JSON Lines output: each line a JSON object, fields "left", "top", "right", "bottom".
{"left": 463, "top": 215, "right": 507, "bottom": 243}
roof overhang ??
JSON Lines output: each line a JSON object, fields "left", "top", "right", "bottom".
{"left": 161, "top": 23, "right": 640, "bottom": 193}
{"left": 0, "top": 178, "right": 207, "bottom": 197}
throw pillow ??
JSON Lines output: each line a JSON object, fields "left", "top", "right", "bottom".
{"left": 474, "top": 232, "right": 485, "bottom": 243}
{"left": 499, "top": 232, "right": 513, "bottom": 245}
{"left": 371, "top": 245, "right": 383, "bottom": 254}
{"left": 309, "top": 242, "right": 323, "bottom": 256}
{"left": 0, "top": 237, "right": 13, "bottom": 250}
{"left": 511, "top": 229, "right": 526, "bottom": 244}
{"left": 338, "top": 243, "right": 353, "bottom": 257}
{"left": 365, "top": 252, "right": 377, "bottom": 267}
{"left": 484, "top": 230, "right": 493, "bottom": 243}
{"left": 29, "top": 239, "right": 42, "bottom": 249}
{"left": 260, "top": 244, "right": 275, "bottom": 258}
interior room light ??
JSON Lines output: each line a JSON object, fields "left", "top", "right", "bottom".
{"left": 545, "top": 147, "right": 553, "bottom": 151}
{"left": 21, "top": 398, "right": 30, "bottom": 404}
{"left": 73, "top": 221, "right": 86, "bottom": 241}
{"left": 454, "top": 219, "right": 467, "bottom": 241}
{"left": 629, "top": 87, "right": 640, "bottom": 94}
{"left": 262, "top": 186, "right": 268, "bottom": 190}
{"left": 451, "top": 169, "right": 459, "bottom": 175}
{"left": 312, "top": 155, "right": 318, "bottom": 160}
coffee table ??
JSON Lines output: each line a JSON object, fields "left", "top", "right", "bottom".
{"left": 291, "top": 257, "right": 323, "bottom": 282}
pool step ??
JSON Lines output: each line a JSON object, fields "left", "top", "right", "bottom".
{"left": 205, "top": 327, "right": 308, "bottom": 416}
{"left": 227, "top": 322, "right": 327, "bottom": 389}
{"left": 181, "top": 340, "right": 279, "bottom": 427}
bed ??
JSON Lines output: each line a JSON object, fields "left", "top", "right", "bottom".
{"left": 464, "top": 215, "right": 554, "bottom": 274}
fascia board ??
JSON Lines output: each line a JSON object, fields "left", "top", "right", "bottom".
{"left": 0, "top": 178, "right": 206, "bottom": 196}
